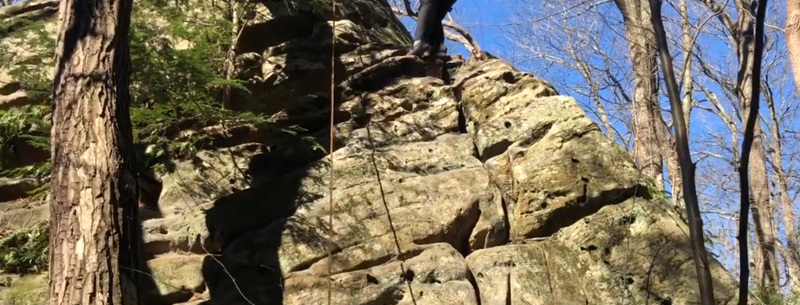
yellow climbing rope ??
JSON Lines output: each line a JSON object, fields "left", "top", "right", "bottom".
{"left": 327, "top": 1, "right": 336, "bottom": 304}
{"left": 326, "top": 2, "right": 418, "bottom": 304}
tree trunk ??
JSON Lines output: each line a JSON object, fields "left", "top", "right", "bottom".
{"left": 221, "top": 0, "right": 241, "bottom": 110}
{"left": 48, "top": 0, "right": 139, "bottom": 303}
{"left": 613, "top": 0, "right": 665, "bottom": 191}
{"left": 733, "top": 2, "right": 779, "bottom": 290}
{"left": 747, "top": 134, "right": 779, "bottom": 290}
{"left": 765, "top": 88, "right": 800, "bottom": 293}
{"left": 787, "top": 0, "right": 800, "bottom": 92}
{"left": 664, "top": 0, "right": 694, "bottom": 207}
{"left": 786, "top": 9, "right": 800, "bottom": 293}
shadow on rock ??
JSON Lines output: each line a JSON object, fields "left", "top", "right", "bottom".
{"left": 200, "top": 137, "right": 323, "bottom": 305}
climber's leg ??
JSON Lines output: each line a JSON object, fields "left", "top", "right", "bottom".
{"left": 430, "top": 0, "right": 453, "bottom": 56}
{"left": 408, "top": 0, "right": 440, "bottom": 56}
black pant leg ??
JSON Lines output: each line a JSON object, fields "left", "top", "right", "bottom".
{"left": 432, "top": 0, "right": 454, "bottom": 51}
{"left": 414, "top": 0, "right": 439, "bottom": 43}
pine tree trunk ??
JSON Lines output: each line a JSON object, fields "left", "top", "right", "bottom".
{"left": 48, "top": 0, "right": 139, "bottom": 303}
{"left": 613, "top": 0, "right": 666, "bottom": 191}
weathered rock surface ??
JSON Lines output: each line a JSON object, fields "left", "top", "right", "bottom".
{"left": 0, "top": 0, "right": 746, "bottom": 305}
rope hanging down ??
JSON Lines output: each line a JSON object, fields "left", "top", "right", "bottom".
{"left": 327, "top": 1, "right": 336, "bottom": 304}
{"left": 325, "top": 2, "right": 418, "bottom": 304}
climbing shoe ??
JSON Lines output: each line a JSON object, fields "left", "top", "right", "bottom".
{"left": 432, "top": 43, "right": 448, "bottom": 57}
{"left": 407, "top": 40, "right": 431, "bottom": 57}
{"left": 407, "top": 41, "right": 448, "bottom": 57}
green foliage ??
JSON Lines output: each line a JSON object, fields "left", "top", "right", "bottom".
{"left": 753, "top": 286, "right": 800, "bottom": 305}
{"left": 0, "top": 0, "right": 319, "bottom": 180}
{"left": 0, "top": 19, "right": 54, "bottom": 102}
{"left": 0, "top": 105, "right": 50, "bottom": 177}
{"left": 128, "top": 0, "right": 271, "bottom": 156}
{"left": 0, "top": 222, "right": 49, "bottom": 274}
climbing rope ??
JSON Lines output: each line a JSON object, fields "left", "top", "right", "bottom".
{"left": 366, "top": 125, "right": 419, "bottom": 305}
{"left": 325, "top": 2, "right": 418, "bottom": 304}
{"left": 327, "top": 1, "right": 336, "bottom": 304}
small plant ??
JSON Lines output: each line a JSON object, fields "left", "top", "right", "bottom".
{"left": 752, "top": 285, "right": 800, "bottom": 305}
{"left": 0, "top": 222, "right": 49, "bottom": 274}
{"left": 0, "top": 105, "right": 50, "bottom": 174}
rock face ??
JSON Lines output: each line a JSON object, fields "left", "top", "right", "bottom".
{"left": 0, "top": 0, "right": 744, "bottom": 305}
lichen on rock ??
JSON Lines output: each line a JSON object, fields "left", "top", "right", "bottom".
{"left": 0, "top": 0, "right": 745, "bottom": 304}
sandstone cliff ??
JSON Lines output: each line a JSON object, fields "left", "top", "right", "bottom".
{"left": 0, "top": 0, "right": 744, "bottom": 304}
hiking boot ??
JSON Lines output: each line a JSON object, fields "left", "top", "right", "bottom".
{"left": 408, "top": 41, "right": 448, "bottom": 57}
{"left": 407, "top": 40, "right": 431, "bottom": 57}
{"left": 432, "top": 43, "right": 448, "bottom": 57}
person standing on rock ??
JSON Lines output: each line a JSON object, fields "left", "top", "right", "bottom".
{"left": 407, "top": 0, "right": 456, "bottom": 57}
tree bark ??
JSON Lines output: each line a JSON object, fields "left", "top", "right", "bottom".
{"left": 613, "top": 0, "right": 665, "bottom": 190}
{"left": 733, "top": 0, "right": 779, "bottom": 290}
{"left": 787, "top": 0, "right": 800, "bottom": 92}
{"left": 786, "top": 6, "right": 800, "bottom": 293}
{"left": 48, "top": 0, "right": 139, "bottom": 303}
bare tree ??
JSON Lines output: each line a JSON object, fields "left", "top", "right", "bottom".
{"left": 613, "top": 0, "right": 668, "bottom": 191}
{"left": 763, "top": 75, "right": 800, "bottom": 293}
{"left": 694, "top": 0, "right": 780, "bottom": 291}
{"left": 504, "top": 2, "right": 632, "bottom": 147}
{"left": 48, "top": 0, "right": 140, "bottom": 303}
{"left": 735, "top": 0, "right": 769, "bottom": 302}
{"left": 649, "top": 0, "right": 716, "bottom": 303}
{"left": 783, "top": 6, "right": 800, "bottom": 293}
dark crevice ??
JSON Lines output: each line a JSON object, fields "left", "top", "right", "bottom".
{"left": 311, "top": 245, "right": 429, "bottom": 276}
{"left": 500, "top": 71, "right": 519, "bottom": 84}
{"left": 580, "top": 244, "right": 598, "bottom": 251}
{"left": 505, "top": 272, "right": 512, "bottom": 305}
{"left": 480, "top": 139, "right": 512, "bottom": 162}
{"left": 413, "top": 199, "right": 481, "bottom": 256}
{"left": 402, "top": 269, "right": 415, "bottom": 283}
{"left": 361, "top": 287, "right": 405, "bottom": 305}
{"left": 366, "top": 274, "right": 379, "bottom": 284}
{"left": 458, "top": 102, "right": 468, "bottom": 133}
{"left": 644, "top": 289, "right": 674, "bottom": 305}
{"left": 516, "top": 122, "right": 554, "bottom": 149}
{"left": 466, "top": 268, "right": 484, "bottom": 305}
{"left": 525, "top": 184, "right": 653, "bottom": 238}
{"left": 460, "top": 205, "right": 482, "bottom": 255}
{"left": 479, "top": 122, "right": 554, "bottom": 162}
{"left": 499, "top": 196, "right": 511, "bottom": 245}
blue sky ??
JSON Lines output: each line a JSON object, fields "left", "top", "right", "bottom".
{"left": 398, "top": 0, "right": 798, "bottom": 288}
